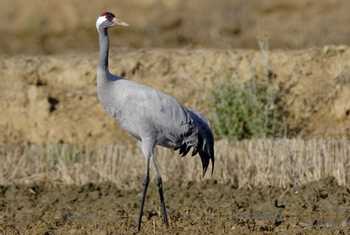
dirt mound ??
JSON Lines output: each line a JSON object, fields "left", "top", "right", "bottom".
{"left": 2, "top": 0, "right": 350, "bottom": 54}
{"left": 1, "top": 47, "right": 350, "bottom": 144}
{"left": 0, "top": 178, "right": 349, "bottom": 234}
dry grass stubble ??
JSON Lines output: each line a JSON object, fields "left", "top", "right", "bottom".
{"left": 0, "top": 138, "right": 349, "bottom": 188}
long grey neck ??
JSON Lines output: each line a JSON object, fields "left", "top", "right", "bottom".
{"left": 98, "top": 27, "right": 109, "bottom": 72}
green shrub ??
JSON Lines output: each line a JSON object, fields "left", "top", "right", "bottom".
{"left": 211, "top": 77, "right": 286, "bottom": 140}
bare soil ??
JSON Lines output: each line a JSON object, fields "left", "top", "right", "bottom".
{"left": 2, "top": 47, "right": 350, "bottom": 145}
{"left": 0, "top": 177, "right": 348, "bottom": 234}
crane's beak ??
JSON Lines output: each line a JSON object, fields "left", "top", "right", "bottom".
{"left": 112, "top": 17, "right": 129, "bottom": 27}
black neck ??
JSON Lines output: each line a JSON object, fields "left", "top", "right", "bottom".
{"left": 98, "top": 27, "right": 109, "bottom": 72}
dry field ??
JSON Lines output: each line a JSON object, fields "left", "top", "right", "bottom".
{"left": 0, "top": 140, "right": 350, "bottom": 234}
{"left": 1, "top": 139, "right": 350, "bottom": 188}
{"left": 2, "top": 0, "right": 350, "bottom": 234}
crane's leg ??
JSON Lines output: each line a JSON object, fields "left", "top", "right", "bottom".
{"left": 152, "top": 155, "right": 169, "bottom": 227}
{"left": 137, "top": 139, "right": 153, "bottom": 232}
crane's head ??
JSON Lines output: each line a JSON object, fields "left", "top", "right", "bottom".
{"left": 96, "top": 12, "right": 128, "bottom": 30}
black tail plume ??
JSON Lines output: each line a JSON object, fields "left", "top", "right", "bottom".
{"left": 175, "top": 109, "right": 215, "bottom": 176}
{"left": 198, "top": 128, "right": 215, "bottom": 176}
{"left": 188, "top": 110, "right": 215, "bottom": 176}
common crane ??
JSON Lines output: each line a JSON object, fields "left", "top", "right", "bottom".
{"left": 95, "top": 12, "right": 214, "bottom": 231}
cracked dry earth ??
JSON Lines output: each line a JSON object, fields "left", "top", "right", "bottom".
{"left": 0, "top": 177, "right": 349, "bottom": 234}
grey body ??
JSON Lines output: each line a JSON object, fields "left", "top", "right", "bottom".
{"left": 98, "top": 72, "right": 192, "bottom": 147}
{"left": 96, "top": 12, "right": 214, "bottom": 231}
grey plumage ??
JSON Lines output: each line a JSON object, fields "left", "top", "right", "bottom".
{"left": 98, "top": 76, "right": 214, "bottom": 174}
{"left": 96, "top": 12, "right": 214, "bottom": 231}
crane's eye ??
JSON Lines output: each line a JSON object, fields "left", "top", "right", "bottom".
{"left": 101, "top": 12, "right": 115, "bottom": 22}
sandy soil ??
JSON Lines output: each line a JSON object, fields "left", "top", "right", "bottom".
{"left": 2, "top": 0, "right": 350, "bottom": 54}
{"left": 0, "top": 177, "right": 348, "bottom": 234}
{"left": 2, "top": 47, "right": 350, "bottom": 145}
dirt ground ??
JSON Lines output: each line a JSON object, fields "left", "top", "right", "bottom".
{"left": 0, "top": 177, "right": 348, "bottom": 234}
{"left": 2, "top": 47, "right": 350, "bottom": 145}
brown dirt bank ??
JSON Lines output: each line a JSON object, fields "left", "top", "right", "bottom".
{"left": 1, "top": 47, "right": 350, "bottom": 145}
{"left": 2, "top": 0, "right": 350, "bottom": 54}
{"left": 0, "top": 177, "right": 349, "bottom": 234}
